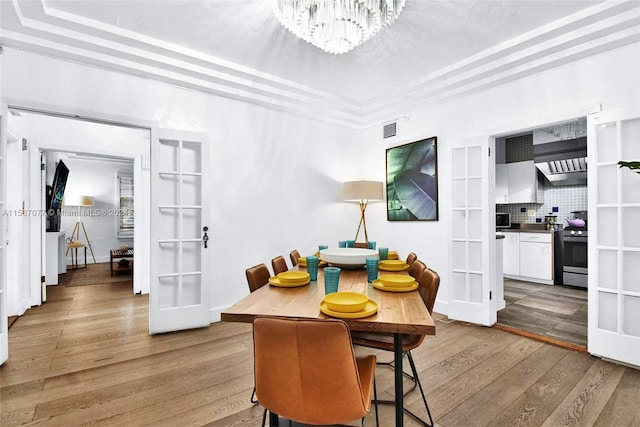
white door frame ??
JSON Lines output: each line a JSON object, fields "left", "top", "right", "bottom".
{"left": 483, "top": 105, "right": 602, "bottom": 329}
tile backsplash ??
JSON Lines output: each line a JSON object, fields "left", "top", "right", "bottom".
{"left": 497, "top": 182, "right": 588, "bottom": 225}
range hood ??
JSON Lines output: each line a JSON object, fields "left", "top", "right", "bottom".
{"left": 533, "top": 137, "right": 587, "bottom": 186}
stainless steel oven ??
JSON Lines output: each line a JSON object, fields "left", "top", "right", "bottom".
{"left": 563, "top": 228, "right": 587, "bottom": 288}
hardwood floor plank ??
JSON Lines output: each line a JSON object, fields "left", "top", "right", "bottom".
{"left": 32, "top": 354, "right": 255, "bottom": 422}
{"left": 541, "top": 359, "right": 626, "bottom": 426}
{"left": 513, "top": 295, "right": 582, "bottom": 316}
{"left": 438, "top": 344, "right": 569, "bottom": 426}
{"left": 424, "top": 336, "right": 545, "bottom": 420}
{"left": 486, "top": 350, "right": 596, "bottom": 426}
{"left": 594, "top": 367, "right": 640, "bottom": 426}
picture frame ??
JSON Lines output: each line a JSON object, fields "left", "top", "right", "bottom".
{"left": 385, "top": 137, "right": 438, "bottom": 221}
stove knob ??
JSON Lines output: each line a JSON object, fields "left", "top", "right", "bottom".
{"left": 577, "top": 230, "right": 583, "bottom": 235}
{"left": 571, "top": 230, "right": 576, "bottom": 235}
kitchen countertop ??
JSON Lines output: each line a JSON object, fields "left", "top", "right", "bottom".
{"left": 497, "top": 223, "right": 563, "bottom": 233}
{"left": 497, "top": 228, "right": 558, "bottom": 233}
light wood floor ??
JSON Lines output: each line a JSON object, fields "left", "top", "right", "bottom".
{"left": 2, "top": 282, "right": 639, "bottom": 426}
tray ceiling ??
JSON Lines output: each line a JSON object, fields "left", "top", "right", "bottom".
{"left": 1, "top": 0, "right": 639, "bottom": 127}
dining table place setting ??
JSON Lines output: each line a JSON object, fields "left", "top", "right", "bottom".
{"left": 319, "top": 291, "right": 378, "bottom": 319}
{"left": 268, "top": 271, "right": 311, "bottom": 287}
{"left": 372, "top": 274, "right": 418, "bottom": 292}
{"left": 378, "top": 259, "right": 411, "bottom": 271}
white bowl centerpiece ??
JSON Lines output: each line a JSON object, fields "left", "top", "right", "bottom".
{"left": 319, "top": 247, "right": 378, "bottom": 269}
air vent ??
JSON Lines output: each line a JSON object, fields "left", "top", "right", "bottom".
{"left": 383, "top": 122, "right": 397, "bottom": 139}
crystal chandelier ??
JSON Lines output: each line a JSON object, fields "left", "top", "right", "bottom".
{"left": 272, "top": 0, "right": 407, "bottom": 55}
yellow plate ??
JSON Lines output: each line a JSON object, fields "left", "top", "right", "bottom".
{"left": 379, "top": 263, "right": 410, "bottom": 272}
{"left": 378, "top": 274, "right": 416, "bottom": 287}
{"left": 372, "top": 279, "right": 418, "bottom": 292}
{"left": 277, "top": 271, "right": 310, "bottom": 283}
{"left": 268, "top": 276, "right": 310, "bottom": 287}
{"left": 387, "top": 251, "right": 399, "bottom": 260}
{"left": 379, "top": 260, "right": 408, "bottom": 267}
{"left": 319, "top": 300, "right": 378, "bottom": 319}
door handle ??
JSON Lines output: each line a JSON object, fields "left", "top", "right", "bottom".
{"left": 202, "top": 226, "right": 209, "bottom": 249}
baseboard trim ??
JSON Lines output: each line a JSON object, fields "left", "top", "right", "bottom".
{"left": 493, "top": 323, "right": 588, "bottom": 353}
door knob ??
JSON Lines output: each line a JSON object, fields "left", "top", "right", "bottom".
{"left": 203, "top": 226, "right": 209, "bottom": 249}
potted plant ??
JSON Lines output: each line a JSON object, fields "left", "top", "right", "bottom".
{"left": 618, "top": 161, "right": 640, "bottom": 174}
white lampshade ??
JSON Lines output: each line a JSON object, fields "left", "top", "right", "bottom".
{"left": 343, "top": 181, "right": 384, "bottom": 202}
{"left": 64, "top": 195, "right": 95, "bottom": 207}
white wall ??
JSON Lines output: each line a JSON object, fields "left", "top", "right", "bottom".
{"left": 2, "top": 41, "right": 639, "bottom": 320}
{"left": 1, "top": 48, "right": 365, "bottom": 319}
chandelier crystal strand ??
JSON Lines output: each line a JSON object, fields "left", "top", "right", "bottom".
{"left": 272, "top": 0, "right": 407, "bottom": 54}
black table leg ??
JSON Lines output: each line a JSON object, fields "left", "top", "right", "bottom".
{"left": 394, "top": 332, "right": 403, "bottom": 426}
{"left": 269, "top": 411, "right": 279, "bottom": 426}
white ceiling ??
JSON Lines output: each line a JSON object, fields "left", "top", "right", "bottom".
{"left": 1, "top": 0, "right": 639, "bottom": 127}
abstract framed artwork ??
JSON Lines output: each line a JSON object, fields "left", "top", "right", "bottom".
{"left": 385, "top": 137, "right": 438, "bottom": 221}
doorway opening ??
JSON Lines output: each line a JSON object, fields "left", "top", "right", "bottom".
{"left": 493, "top": 117, "right": 588, "bottom": 349}
{"left": 5, "top": 108, "right": 150, "bottom": 320}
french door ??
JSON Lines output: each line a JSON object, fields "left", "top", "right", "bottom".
{"left": 0, "top": 105, "right": 8, "bottom": 364}
{"left": 448, "top": 138, "right": 496, "bottom": 326}
{"left": 588, "top": 110, "right": 640, "bottom": 366}
{"left": 149, "top": 129, "right": 210, "bottom": 334}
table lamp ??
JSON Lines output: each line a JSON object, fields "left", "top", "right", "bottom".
{"left": 343, "top": 181, "right": 384, "bottom": 244}
{"left": 64, "top": 194, "right": 96, "bottom": 263}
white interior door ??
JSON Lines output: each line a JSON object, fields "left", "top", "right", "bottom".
{"left": 448, "top": 138, "right": 496, "bottom": 326}
{"left": 1, "top": 105, "right": 9, "bottom": 364}
{"left": 26, "top": 140, "right": 43, "bottom": 307}
{"left": 588, "top": 110, "right": 640, "bottom": 367}
{"left": 149, "top": 129, "right": 210, "bottom": 334}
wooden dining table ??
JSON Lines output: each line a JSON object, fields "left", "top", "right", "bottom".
{"left": 221, "top": 264, "right": 436, "bottom": 426}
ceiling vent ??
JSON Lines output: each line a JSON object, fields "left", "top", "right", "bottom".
{"left": 383, "top": 122, "right": 397, "bottom": 139}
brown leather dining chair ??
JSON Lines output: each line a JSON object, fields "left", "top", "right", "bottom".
{"left": 406, "top": 251, "right": 418, "bottom": 267}
{"left": 271, "top": 256, "right": 288, "bottom": 275}
{"left": 351, "top": 266, "right": 440, "bottom": 426}
{"left": 253, "top": 317, "right": 379, "bottom": 427}
{"left": 408, "top": 259, "right": 426, "bottom": 282}
{"left": 244, "top": 263, "right": 272, "bottom": 404}
{"left": 245, "top": 263, "right": 271, "bottom": 293}
{"left": 289, "top": 249, "right": 301, "bottom": 267}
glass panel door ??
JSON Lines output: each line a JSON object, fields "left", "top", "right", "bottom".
{"left": 588, "top": 112, "right": 640, "bottom": 366}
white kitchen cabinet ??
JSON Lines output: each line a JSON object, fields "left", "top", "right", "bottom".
{"left": 502, "top": 232, "right": 520, "bottom": 276}
{"left": 495, "top": 161, "right": 543, "bottom": 204}
{"left": 502, "top": 231, "right": 553, "bottom": 284}
{"left": 495, "top": 164, "right": 508, "bottom": 203}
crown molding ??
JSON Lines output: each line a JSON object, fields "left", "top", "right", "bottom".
{"left": 1, "top": 0, "right": 638, "bottom": 129}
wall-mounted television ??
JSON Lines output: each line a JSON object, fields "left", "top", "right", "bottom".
{"left": 46, "top": 160, "right": 69, "bottom": 232}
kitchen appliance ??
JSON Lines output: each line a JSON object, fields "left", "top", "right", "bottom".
{"left": 533, "top": 136, "right": 587, "bottom": 186}
{"left": 562, "top": 210, "right": 588, "bottom": 288}
{"left": 496, "top": 212, "right": 511, "bottom": 228}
